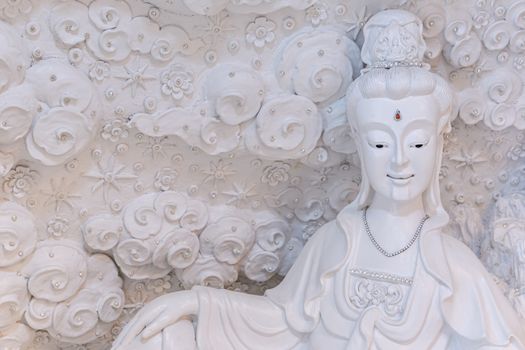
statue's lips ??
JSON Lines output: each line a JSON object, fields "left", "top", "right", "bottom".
{"left": 386, "top": 174, "right": 415, "bottom": 184}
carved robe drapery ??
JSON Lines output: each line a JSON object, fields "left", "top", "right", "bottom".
{"left": 191, "top": 205, "right": 525, "bottom": 349}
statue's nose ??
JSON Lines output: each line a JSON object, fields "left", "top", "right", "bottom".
{"left": 391, "top": 144, "right": 409, "bottom": 170}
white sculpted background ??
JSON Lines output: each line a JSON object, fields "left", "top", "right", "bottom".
{"left": 0, "top": 0, "right": 523, "bottom": 349}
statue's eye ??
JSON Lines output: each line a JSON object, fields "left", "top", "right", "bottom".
{"left": 368, "top": 142, "right": 388, "bottom": 149}
{"left": 410, "top": 141, "right": 428, "bottom": 149}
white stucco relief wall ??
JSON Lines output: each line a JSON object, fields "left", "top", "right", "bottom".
{"left": 0, "top": 0, "right": 523, "bottom": 348}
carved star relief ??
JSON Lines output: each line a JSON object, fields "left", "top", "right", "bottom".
{"left": 449, "top": 147, "right": 488, "bottom": 173}
{"left": 115, "top": 62, "right": 156, "bottom": 97}
{"left": 222, "top": 182, "right": 257, "bottom": 207}
{"left": 344, "top": 5, "right": 369, "bottom": 40}
{"left": 83, "top": 156, "right": 137, "bottom": 202}
{"left": 202, "top": 159, "right": 236, "bottom": 187}
{"left": 196, "top": 11, "right": 237, "bottom": 46}
{"left": 41, "top": 177, "right": 81, "bottom": 213}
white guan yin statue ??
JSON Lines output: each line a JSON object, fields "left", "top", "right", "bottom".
{"left": 113, "top": 9, "right": 525, "bottom": 350}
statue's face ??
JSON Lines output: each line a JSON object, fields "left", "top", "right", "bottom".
{"left": 355, "top": 95, "right": 439, "bottom": 203}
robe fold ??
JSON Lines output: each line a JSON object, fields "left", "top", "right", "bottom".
{"left": 192, "top": 206, "right": 525, "bottom": 349}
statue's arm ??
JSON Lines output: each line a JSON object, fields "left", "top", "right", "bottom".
{"left": 112, "top": 287, "right": 303, "bottom": 350}
{"left": 192, "top": 286, "right": 304, "bottom": 350}
{"left": 112, "top": 290, "right": 198, "bottom": 350}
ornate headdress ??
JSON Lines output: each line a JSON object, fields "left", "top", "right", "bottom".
{"left": 360, "top": 9, "right": 429, "bottom": 71}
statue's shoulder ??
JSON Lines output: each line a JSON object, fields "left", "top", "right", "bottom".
{"left": 424, "top": 230, "right": 491, "bottom": 283}
{"left": 306, "top": 205, "right": 359, "bottom": 253}
{"left": 438, "top": 232, "right": 484, "bottom": 267}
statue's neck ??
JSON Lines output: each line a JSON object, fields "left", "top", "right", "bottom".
{"left": 368, "top": 193, "right": 425, "bottom": 218}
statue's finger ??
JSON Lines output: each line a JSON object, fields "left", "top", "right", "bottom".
{"left": 141, "top": 313, "right": 174, "bottom": 340}
{"left": 118, "top": 305, "right": 167, "bottom": 347}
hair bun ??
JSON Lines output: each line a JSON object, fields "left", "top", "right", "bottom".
{"left": 361, "top": 9, "right": 428, "bottom": 69}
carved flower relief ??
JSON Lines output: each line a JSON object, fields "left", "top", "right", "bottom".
{"left": 261, "top": 161, "right": 291, "bottom": 187}
{"left": 160, "top": 64, "right": 194, "bottom": 101}
{"left": 246, "top": 16, "right": 276, "bottom": 49}
{"left": 0, "top": 151, "right": 14, "bottom": 177}
{"left": 2, "top": 165, "right": 38, "bottom": 198}
{"left": 305, "top": 3, "right": 328, "bottom": 26}
{"left": 0, "top": 0, "right": 32, "bottom": 19}
{"left": 146, "top": 275, "right": 172, "bottom": 294}
{"left": 276, "top": 29, "right": 361, "bottom": 105}
{"left": 349, "top": 278, "right": 406, "bottom": 318}
{"left": 100, "top": 118, "right": 129, "bottom": 142}
{"left": 46, "top": 216, "right": 70, "bottom": 239}
{"left": 154, "top": 167, "right": 178, "bottom": 191}
{"left": 89, "top": 61, "right": 111, "bottom": 81}
{"left": 473, "top": 11, "right": 490, "bottom": 29}
{"left": 507, "top": 144, "right": 525, "bottom": 161}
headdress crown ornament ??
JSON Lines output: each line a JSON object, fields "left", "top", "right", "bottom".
{"left": 361, "top": 9, "right": 429, "bottom": 71}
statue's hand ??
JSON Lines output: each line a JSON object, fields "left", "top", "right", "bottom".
{"left": 112, "top": 290, "right": 198, "bottom": 350}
